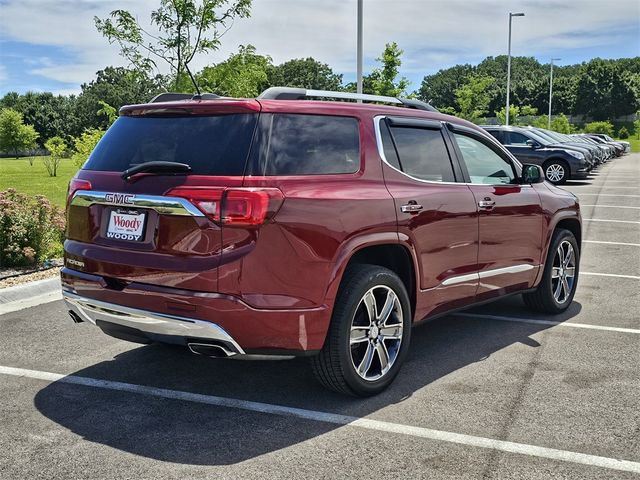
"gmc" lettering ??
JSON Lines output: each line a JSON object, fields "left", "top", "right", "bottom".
{"left": 105, "top": 193, "right": 134, "bottom": 204}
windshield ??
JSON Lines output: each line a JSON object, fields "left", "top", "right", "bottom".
{"left": 84, "top": 114, "right": 258, "bottom": 175}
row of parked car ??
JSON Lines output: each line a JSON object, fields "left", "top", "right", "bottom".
{"left": 481, "top": 126, "right": 630, "bottom": 184}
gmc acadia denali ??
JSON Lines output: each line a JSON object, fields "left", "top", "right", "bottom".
{"left": 63, "top": 88, "right": 582, "bottom": 396}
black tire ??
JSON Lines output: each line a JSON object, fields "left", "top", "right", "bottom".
{"left": 523, "top": 229, "right": 579, "bottom": 314}
{"left": 543, "top": 159, "right": 570, "bottom": 185}
{"left": 311, "top": 264, "right": 412, "bottom": 396}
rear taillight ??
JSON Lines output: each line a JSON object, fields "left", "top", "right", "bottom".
{"left": 67, "top": 178, "right": 92, "bottom": 207}
{"left": 166, "top": 187, "right": 284, "bottom": 226}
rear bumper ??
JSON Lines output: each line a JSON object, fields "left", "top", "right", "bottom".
{"left": 61, "top": 268, "right": 330, "bottom": 353}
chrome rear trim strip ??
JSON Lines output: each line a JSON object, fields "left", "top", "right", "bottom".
{"left": 63, "top": 291, "right": 244, "bottom": 355}
{"left": 70, "top": 190, "right": 204, "bottom": 217}
{"left": 442, "top": 264, "right": 537, "bottom": 286}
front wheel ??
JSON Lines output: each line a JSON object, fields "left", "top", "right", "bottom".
{"left": 543, "top": 160, "right": 569, "bottom": 184}
{"left": 523, "top": 229, "right": 579, "bottom": 314}
{"left": 311, "top": 264, "right": 412, "bottom": 396}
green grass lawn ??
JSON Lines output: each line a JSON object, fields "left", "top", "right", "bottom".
{"left": 0, "top": 157, "right": 78, "bottom": 207}
{"left": 615, "top": 137, "right": 640, "bottom": 152}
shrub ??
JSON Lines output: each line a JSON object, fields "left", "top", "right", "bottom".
{"left": 550, "top": 114, "right": 575, "bottom": 134}
{"left": 71, "top": 128, "right": 105, "bottom": 167}
{"left": 584, "top": 121, "right": 614, "bottom": 136}
{"left": 618, "top": 126, "right": 629, "bottom": 139}
{"left": 43, "top": 136, "right": 67, "bottom": 177}
{"left": 0, "top": 189, "right": 65, "bottom": 267}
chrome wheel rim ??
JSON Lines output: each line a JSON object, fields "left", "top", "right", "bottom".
{"left": 545, "top": 164, "right": 565, "bottom": 183}
{"left": 349, "top": 286, "right": 403, "bottom": 381}
{"left": 551, "top": 240, "right": 576, "bottom": 304}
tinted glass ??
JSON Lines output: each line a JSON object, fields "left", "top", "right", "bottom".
{"left": 379, "top": 121, "right": 401, "bottom": 169}
{"left": 389, "top": 127, "right": 455, "bottom": 182}
{"left": 486, "top": 130, "right": 503, "bottom": 142}
{"left": 84, "top": 114, "right": 258, "bottom": 175}
{"left": 504, "top": 131, "right": 531, "bottom": 145}
{"left": 454, "top": 134, "right": 516, "bottom": 185}
{"left": 257, "top": 114, "right": 360, "bottom": 175}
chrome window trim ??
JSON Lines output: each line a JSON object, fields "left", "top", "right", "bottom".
{"left": 70, "top": 190, "right": 204, "bottom": 217}
{"left": 373, "top": 116, "right": 532, "bottom": 188}
{"left": 441, "top": 264, "right": 537, "bottom": 286}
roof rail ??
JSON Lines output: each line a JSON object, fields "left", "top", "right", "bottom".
{"left": 150, "top": 92, "right": 220, "bottom": 103}
{"left": 257, "top": 87, "right": 438, "bottom": 112}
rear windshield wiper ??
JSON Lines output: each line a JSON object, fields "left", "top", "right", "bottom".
{"left": 121, "top": 161, "right": 192, "bottom": 182}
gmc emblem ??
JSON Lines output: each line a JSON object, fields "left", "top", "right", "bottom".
{"left": 105, "top": 193, "right": 134, "bottom": 204}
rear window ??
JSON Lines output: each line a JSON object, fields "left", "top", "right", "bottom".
{"left": 83, "top": 114, "right": 258, "bottom": 175}
{"left": 250, "top": 114, "right": 360, "bottom": 175}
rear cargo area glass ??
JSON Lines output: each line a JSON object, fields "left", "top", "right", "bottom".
{"left": 83, "top": 114, "right": 258, "bottom": 175}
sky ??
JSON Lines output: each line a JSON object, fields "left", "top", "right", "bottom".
{"left": 0, "top": 0, "right": 639, "bottom": 96}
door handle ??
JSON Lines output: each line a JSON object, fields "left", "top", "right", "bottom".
{"left": 401, "top": 203, "right": 423, "bottom": 213}
{"left": 478, "top": 198, "right": 496, "bottom": 210}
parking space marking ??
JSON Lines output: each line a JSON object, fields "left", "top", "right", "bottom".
{"left": 0, "top": 365, "right": 638, "bottom": 474}
{"left": 571, "top": 194, "right": 640, "bottom": 198}
{"left": 581, "top": 205, "right": 640, "bottom": 210}
{"left": 583, "top": 219, "right": 640, "bottom": 225}
{"left": 582, "top": 272, "right": 640, "bottom": 280}
{"left": 583, "top": 240, "right": 640, "bottom": 247}
{"left": 456, "top": 313, "right": 640, "bottom": 334}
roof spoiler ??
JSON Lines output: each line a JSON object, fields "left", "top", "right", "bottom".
{"left": 149, "top": 92, "right": 221, "bottom": 103}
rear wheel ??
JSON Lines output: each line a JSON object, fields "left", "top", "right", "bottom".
{"left": 523, "top": 229, "right": 579, "bottom": 314}
{"left": 543, "top": 160, "right": 569, "bottom": 184}
{"left": 311, "top": 264, "right": 411, "bottom": 396}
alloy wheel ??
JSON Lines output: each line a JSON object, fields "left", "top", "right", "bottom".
{"left": 349, "top": 286, "right": 404, "bottom": 381}
{"left": 551, "top": 240, "right": 576, "bottom": 304}
{"left": 545, "top": 163, "right": 565, "bottom": 183}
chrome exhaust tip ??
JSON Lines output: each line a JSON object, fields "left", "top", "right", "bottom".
{"left": 188, "top": 342, "right": 236, "bottom": 358}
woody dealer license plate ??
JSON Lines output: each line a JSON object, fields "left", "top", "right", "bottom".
{"left": 106, "top": 210, "right": 146, "bottom": 242}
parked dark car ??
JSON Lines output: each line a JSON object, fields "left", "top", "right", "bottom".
{"left": 482, "top": 125, "right": 589, "bottom": 184}
{"left": 528, "top": 128, "right": 605, "bottom": 165}
{"left": 62, "top": 88, "right": 582, "bottom": 396}
{"left": 588, "top": 134, "right": 629, "bottom": 155}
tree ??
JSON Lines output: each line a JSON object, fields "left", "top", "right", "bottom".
{"left": 550, "top": 114, "right": 574, "bottom": 134}
{"left": 583, "top": 121, "right": 615, "bottom": 136}
{"left": 634, "top": 112, "right": 640, "bottom": 139}
{"left": 455, "top": 76, "right": 494, "bottom": 123}
{"left": 197, "top": 44, "right": 272, "bottom": 97}
{"left": 417, "top": 64, "right": 474, "bottom": 110}
{"left": 95, "top": 0, "right": 252, "bottom": 90}
{"left": 43, "top": 136, "right": 67, "bottom": 177}
{"left": 0, "top": 109, "right": 39, "bottom": 157}
{"left": 71, "top": 129, "right": 105, "bottom": 167}
{"left": 367, "top": 42, "right": 411, "bottom": 97}
{"left": 97, "top": 101, "right": 118, "bottom": 126}
{"left": 268, "top": 57, "right": 342, "bottom": 91}
{"left": 20, "top": 124, "right": 39, "bottom": 165}
{"left": 75, "top": 67, "right": 163, "bottom": 131}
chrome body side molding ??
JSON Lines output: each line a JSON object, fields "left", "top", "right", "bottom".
{"left": 442, "top": 264, "right": 537, "bottom": 286}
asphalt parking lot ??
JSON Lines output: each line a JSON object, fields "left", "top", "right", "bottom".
{"left": 0, "top": 154, "right": 638, "bottom": 479}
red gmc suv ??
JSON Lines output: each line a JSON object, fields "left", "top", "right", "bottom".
{"left": 62, "top": 88, "right": 581, "bottom": 396}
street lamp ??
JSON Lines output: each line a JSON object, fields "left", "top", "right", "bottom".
{"left": 505, "top": 12, "right": 525, "bottom": 126}
{"left": 548, "top": 58, "right": 561, "bottom": 128}
{"left": 356, "top": 0, "right": 363, "bottom": 96}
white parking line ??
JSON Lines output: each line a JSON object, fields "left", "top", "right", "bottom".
{"left": 581, "top": 205, "right": 640, "bottom": 210}
{"left": 583, "top": 240, "right": 640, "bottom": 247}
{"left": 584, "top": 219, "right": 640, "bottom": 225}
{"left": 0, "top": 365, "right": 638, "bottom": 474}
{"left": 572, "top": 194, "right": 640, "bottom": 198}
{"left": 456, "top": 313, "right": 639, "bottom": 334}
{"left": 582, "top": 272, "right": 640, "bottom": 280}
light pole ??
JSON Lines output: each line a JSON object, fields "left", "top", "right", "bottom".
{"left": 548, "top": 58, "right": 561, "bottom": 128}
{"left": 505, "top": 12, "right": 525, "bottom": 126}
{"left": 356, "top": 0, "right": 363, "bottom": 96}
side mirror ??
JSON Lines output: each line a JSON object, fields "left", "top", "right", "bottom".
{"left": 525, "top": 139, "right": 538, "bottom": 148}
{"left": 521, "top": 164, "right": 545, "bottom": 184}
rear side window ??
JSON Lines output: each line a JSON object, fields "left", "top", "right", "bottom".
{"left": 251, "top": 114, "right": 360, "bottom": 175}
{"left": 84, "top": 114, "right": 258, "bottom": 175}
{"left": 388, "top": 127, "right": 455, "bottom": 182}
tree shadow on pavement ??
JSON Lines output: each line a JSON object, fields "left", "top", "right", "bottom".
{"left": 34, "top": 298, "right": 582, "bottom": 466}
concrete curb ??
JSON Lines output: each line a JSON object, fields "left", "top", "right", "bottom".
{"left": 0, "top": 277, "right": 61, "bottom": 305}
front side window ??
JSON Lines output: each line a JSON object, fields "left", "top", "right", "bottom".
{"left": 504, "top": 131, "right": 531, "bottom": 146}
{"left": 454, "top": 133, "right": 516, "bottom": 185}
{"left": 387, "top": 126, "right": 456, "bottom": 182}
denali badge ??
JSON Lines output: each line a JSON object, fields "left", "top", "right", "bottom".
{"left": 105, "top": 193, "right": 134, "bottom": 204}
{"left": 67, "top": 258, "right": 85, "bottom": 268}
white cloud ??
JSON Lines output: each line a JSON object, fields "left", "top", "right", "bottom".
{"left": 1, "top": 0, "right": 638, "bottom": 89}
